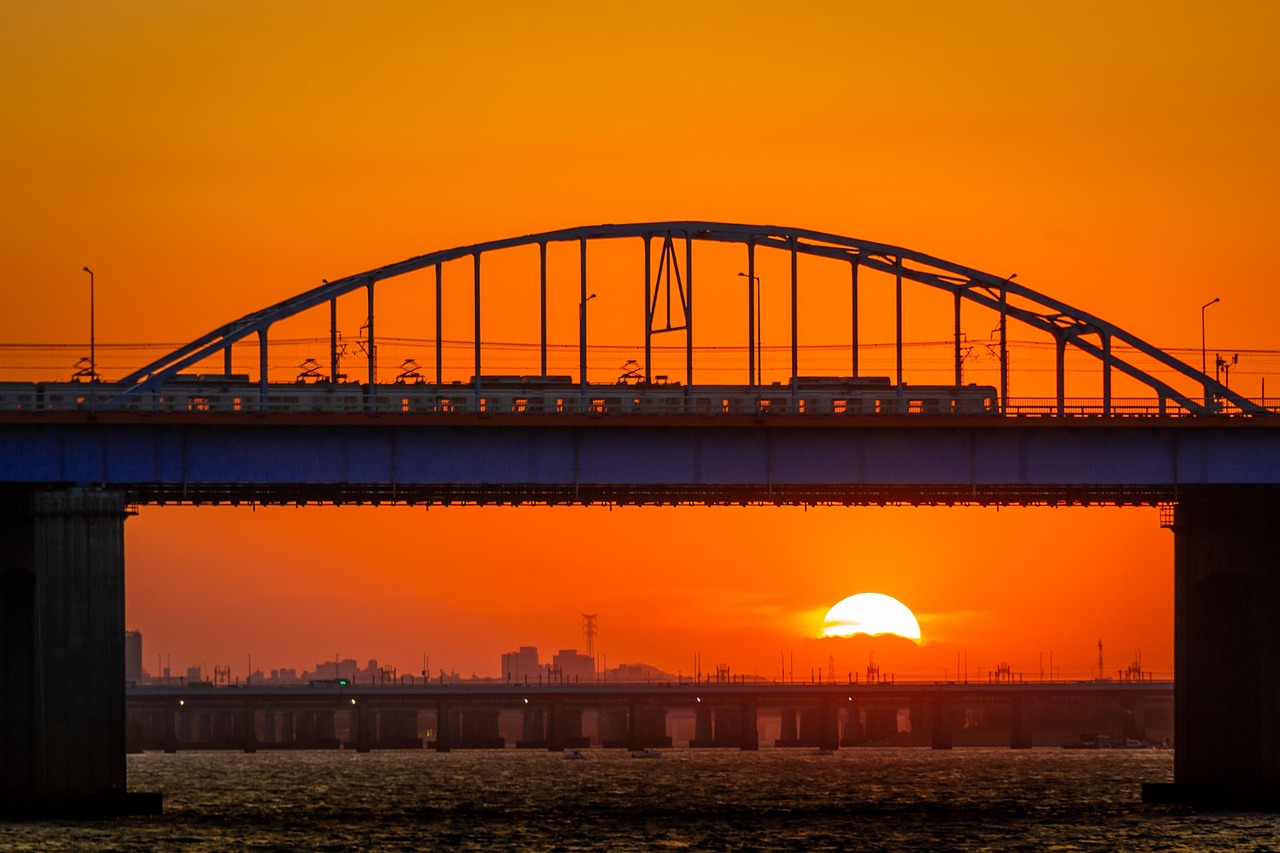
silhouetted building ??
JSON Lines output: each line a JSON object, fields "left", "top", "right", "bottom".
{"left": 502, "top": 646, "right": 540, "bottom": 683}
{"left": 553, "top": 649, "right": 595, "bottom": 683}
{"left": 124, "top": 630, "right": 143, "bottom": 684}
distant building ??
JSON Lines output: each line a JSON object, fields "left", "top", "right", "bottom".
{"left": 553, "top": 649, "right": 595, "bottom": 683}
{"left": 310, "top": 658, "right": 359, "bottom": 682}
{"left": 124, "top": 630, "right": 143, "bottom": 684}
{"left": 501, "top": 646, "right": 540, "bottom": 683}
{"left": 185, "top": 665, "right": 204, "bottom": 684}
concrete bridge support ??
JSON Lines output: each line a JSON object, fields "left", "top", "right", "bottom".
{"left": 353, "top": 702, "right": 375, "bottom": 752}
{"left": 517, "top": 706, "right": 547, "bottom": 748}
{"left": 1010, "top": 700, "right": 1033, "bottom": 750}
{"left": 280, "top": 710, "right": 295, "bottom": 746}
{"left": 776, "top": 707, "right": 799, "bottom": 747}
{"left": 239, "top": 706, "right": 257, "bottom": 752}
{"left": 0, "top": 488, "right": 159, "bottom": 816}
{"left": 163, "top": 703, "right": 179, "bottom": 753}
{"left": 841, "top": 708, "right": 866, "bottom": 746}
{"left": 692, "top": 705, "right": 714, "bottom": 745}
{"left": 818, "top": 701, "right": 839, "bottom": 751}
{"left": 598, "top": 707, "right": 629, "bottom": 747}
{"left": 1146, "top": 488, "right": 1280, "bottom": 808}
{"left": 261, "top": 710, "right": 276, "bottom": 746}
{"left": 434, "top": 704, "right": 458, "bottom": 751}
{"left": 930, "top": 701, "right": 953, "bottom": 750}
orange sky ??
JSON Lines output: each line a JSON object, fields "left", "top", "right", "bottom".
{"left": 3, "top": 2, "right": 1278, "bottom": 681}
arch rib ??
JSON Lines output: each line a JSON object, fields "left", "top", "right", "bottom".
{"left": 107, "top": 222, "right": 1262, "bottom": 415}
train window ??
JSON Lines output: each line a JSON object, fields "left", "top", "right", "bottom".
{"left": 721, "top": 398, "right": 730, "bottom": 413}
{"left": 833, "top": 399, "right": 847, "bottom": 414}
{"left": 555, "top": 397, "right": 565, "bottom": 413}
{"left": 759, "top": 399, "right": 772, "bottom": 413}
{"left": 232, "top": 397, "right": 242, "bottom": 412}
{"left": 798, "top": 398, "right": 807, "bottom": 413}
{"left": 590, "top": 398, "right": 606, "bottom": 413}
{"left": 514, "top": 398, "right": 528, "bottom": 413}
{"left": 188, "top": 396, "right": 211, "bottom": 412}
{"left": 439, "top": 398, "right": 454, "bottom": 413}
{"left": 479, "top": 397, "right": 487, "bottom": 413}
{"left": 874, "top": 398, "right": 884, "bottom": 414}
{"left": 401, "top": 397, "right": 410, "bottom": 413}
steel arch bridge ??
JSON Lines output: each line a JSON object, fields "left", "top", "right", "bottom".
{"left": 108, "top": 221, "right": 1261, "bottom": 416}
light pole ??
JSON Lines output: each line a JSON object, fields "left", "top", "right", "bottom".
{"left": 82, "top": 266, "right": 96, "bottom": 381}
{"left": 1201, "top": 297, "right": 1220, "bottom": 376}
{"left": 737, "top": 272, "right": 761, "bottom": 386}
{"left": 1202, "top": 297, "right": 1220, "bottom": 407}
{"left": 579, "top": 293, "right": 597, "bottom": 392}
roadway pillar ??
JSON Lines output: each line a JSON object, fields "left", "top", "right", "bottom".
{"left": 1145, "top": 488, "right": 1280, "bottom": 808}
{"left": 162, "top": 702, "right": 179, "bottom": 753}
{"left": 293, "top": 710, "right": 315, "bottom": 747}
{"left": 1010, "top": 700, "right": 1033, "bottom": 750}
{"left": 280, "top": 710, "right": 295, "bottom": 746}
{"left": 931, "top": 700, "right": 953, "bottom": 750}
{"left": 818, "top": 701, "right": 839, "bottom": 751}
{"left": 434, "top": 703, "right": 455, "bottom": 752}
{"left": 776, "top": 707, "right": 799, "bottom": 746}
{"left": 841, "top": 708, "right": 865, "bottom": 746}
{"left": 316, "top": 710, "right": 338, "bottom": 748}
{"left": 692, "top": 704, "right": 714, "bottom": 746}
{"left": 0, "top": 488, "right": 160, "bottom": 816}
{"left": 354, "top": 702, "right": 375, "bottom": 753}
{"left": 240, "top": 705, "right": 257, "bottom": 753}
{"left": 626, "top": 702, "right": 645, "bottom": 751}
{"left": 518, "top": 705, "right": 546, "bottom": 748}
{"left": 261, "top": 709, "right": 276, "bottom": 746}
{"left": 740, "top": 702, "right": 759, "bottom": 751}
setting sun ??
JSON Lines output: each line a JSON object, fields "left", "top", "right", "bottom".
{"left": 822, "top": 593, "right": 922, "bottom": 642}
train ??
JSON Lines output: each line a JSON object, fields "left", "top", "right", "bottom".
{"left": 0, "top": 375, "right": 998, "bottom": 417}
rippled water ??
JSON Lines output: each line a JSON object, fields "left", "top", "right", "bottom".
{"left": 3, "top": 748, "right": 1277, "bottom": 851}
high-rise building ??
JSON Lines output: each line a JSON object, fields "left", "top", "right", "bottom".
{"left": 553, "top": 649, "right": 595, "bottom": 683}
{"left": 124, "top": 630, "right": 143, "bottom": 684}
{"left": 501, "top": 646, "right": 540, "bottom": 682}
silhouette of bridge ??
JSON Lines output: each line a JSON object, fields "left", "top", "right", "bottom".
{"left": 126, "top": 681, "right": 1173, "bottom": 754}
{"left": 2, "top": 222, "right": 1278, "bottom": 813}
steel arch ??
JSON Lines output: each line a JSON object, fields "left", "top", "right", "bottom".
{"left": 109, "top": 221, "right": 1261, "bottom": 415}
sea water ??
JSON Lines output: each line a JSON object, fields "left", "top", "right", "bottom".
{"left": 3, "top": 748, "right": 1278, "bottom": 851}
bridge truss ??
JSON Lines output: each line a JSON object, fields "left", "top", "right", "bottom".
{"left": 109, "top": 222, "right": 1261, "bottom": 416}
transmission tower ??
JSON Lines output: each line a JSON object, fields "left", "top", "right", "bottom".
{"left": 582, "top": 613, "right": 598, "bottom": 658}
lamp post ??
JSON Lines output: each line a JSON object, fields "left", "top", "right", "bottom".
{"left": 737, "top": 272, "right": 761, "bottom": 386}
{"left": 1201, "top": 297, "right": 1220, "bottom": 376}
{"left": 578, "top": 292, "right": 597, "bottom": 391}
{"left": 1202, "top": 297, "right": 1220, "bottom": 407}
{"left": 82, "top": 266, "right": 96, "bottom": 381}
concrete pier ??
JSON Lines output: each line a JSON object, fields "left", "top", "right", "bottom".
{"left": 0, "top": 488, "right": 160, "bottom": 817}
{"left": 930, "top": 701, "right": 953, "bottom": 750}
{"left": 1145, "top": 488, "right": 1280, "bottom": 808}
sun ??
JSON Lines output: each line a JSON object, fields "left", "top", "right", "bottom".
{"left": 822, "top": 593, "right": 921, "bottom": 641}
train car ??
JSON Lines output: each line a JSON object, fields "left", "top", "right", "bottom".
{"left": 0, "top": 376, "right": 998, "bottom": 417}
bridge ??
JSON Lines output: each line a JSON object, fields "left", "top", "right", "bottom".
{"left": 1, "top": 221, "right": 1278, "bottom": 813}
{"left": 125, "top": 681, "right": 1173, "bottom": 754}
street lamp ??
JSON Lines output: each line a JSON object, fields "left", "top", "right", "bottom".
{"left": 579, "top": 293, "right": 597, "bottom": 389}
{"left": 82, "top": 266, "right": 96, "bottom": 382}
{"left": 1202, "top": 297, "right": 1220, "bottom": 407}
{"left": 1201, "top": 297, "right": 1220, "bottom": 376}
{"left": 737, "top": 272, "right": 761, "bottom": 386}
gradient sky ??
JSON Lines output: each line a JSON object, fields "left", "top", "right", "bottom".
{"left": 3, "top": 2, "right": 1277, "bottom": 681}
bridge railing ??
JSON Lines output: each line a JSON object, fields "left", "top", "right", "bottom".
{"left": 4, "top": 380, "right": 1275, "bottom": 418}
